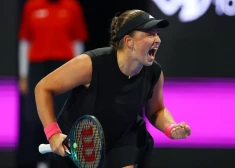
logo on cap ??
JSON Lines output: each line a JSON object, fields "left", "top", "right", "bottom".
{"left": 149, "top": 15, "right": 154, "bottom": 19}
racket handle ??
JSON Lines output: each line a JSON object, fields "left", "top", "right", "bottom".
{"left": 38, "top": 144, "right": 52, "bottom": 154}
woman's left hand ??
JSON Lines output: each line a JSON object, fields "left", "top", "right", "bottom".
{"left": 170, "top": 122, "right": 191, "bottom": 139}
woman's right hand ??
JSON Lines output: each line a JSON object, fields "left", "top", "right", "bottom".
{"left": 49, "top": 133, "right": 68, "bottom": 157}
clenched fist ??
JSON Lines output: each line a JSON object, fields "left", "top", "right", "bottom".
{"left": 164, "top": 122, "right": 191, "bottom": 139}
{"left": 170, "top": 122, "right": 191, "bottom": 139}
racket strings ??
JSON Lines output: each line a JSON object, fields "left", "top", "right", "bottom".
{"left": 73, "top": 119, "right": 102, "bottom": 168}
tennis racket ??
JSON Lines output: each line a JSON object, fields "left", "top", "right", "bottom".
{"left": 38, "top": 115, "right": 105, "bottom": 168}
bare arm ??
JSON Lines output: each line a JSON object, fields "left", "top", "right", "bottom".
{"left": 35, "top": 54, "right": 92, "bottom": 127}
{"left": 145, "top": 71, "right": 176, "bottom": 132}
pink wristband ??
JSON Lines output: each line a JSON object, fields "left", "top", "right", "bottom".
{"left": 164, "top": 123, "right": 176, "bottom": 138}
{"left": 44, "top": 122, "right": 62, "bottom": 141}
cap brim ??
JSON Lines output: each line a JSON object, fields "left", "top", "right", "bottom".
{"left": 136, "top": 19, "right": 169, "bottom": 30}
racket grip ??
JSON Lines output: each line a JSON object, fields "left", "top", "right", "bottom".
{"left": 38, "top": 144, "right": 52, "bottom": 154}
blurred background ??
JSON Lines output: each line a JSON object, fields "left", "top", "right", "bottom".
{"left": 0, "top": 0, "right": 235, "bottom": 167}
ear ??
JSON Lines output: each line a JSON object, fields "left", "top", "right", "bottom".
{"left": 123, "top": 35, "right": 133, "bottom": 49}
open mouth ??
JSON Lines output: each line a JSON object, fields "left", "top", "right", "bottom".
{"left": 148, "top": 48, "right": 158, "bottom": 57}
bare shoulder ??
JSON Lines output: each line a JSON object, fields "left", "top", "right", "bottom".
{"left": 72, "top": 53, "right": 92, "bottom": 66}
{"left": 36, "top": 54, "right": 93, "bottom": 95}
{"left": 60, "top": 53, "right": 92, "bottom": 71}
{"left": 57, "top": 53, "right": 93, "bottom": 84}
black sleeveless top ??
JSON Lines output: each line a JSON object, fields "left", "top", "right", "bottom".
{"left": 58, "top": 47, "right": 161, "bottom": 147}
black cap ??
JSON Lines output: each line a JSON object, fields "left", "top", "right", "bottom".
{"left": 116, "top": 12, "right": 169, "bottom": 41}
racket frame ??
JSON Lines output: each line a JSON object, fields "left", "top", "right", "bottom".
{"left": 62, "top": 115, "right": 105, "bottom": 168}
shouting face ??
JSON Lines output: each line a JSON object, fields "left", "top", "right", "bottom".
{"left": 129, "top": 28, "right": 161, "bottom": 66}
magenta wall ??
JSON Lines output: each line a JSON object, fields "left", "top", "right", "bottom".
{"left": 146, "top": 78, "right": 235, "bottom": 148}
{"left": 0, "top": 79, "right": 19, "bottom": 147}
{"left": 0, "top": 78, "right": 235, "bottom": 148}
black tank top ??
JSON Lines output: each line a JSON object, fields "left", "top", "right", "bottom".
{"left": 58, "top": 47, "right": 161, "bottom": 146}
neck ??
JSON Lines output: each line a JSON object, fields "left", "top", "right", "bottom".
{"left": 117, "top": 50, "right": 143, "bottom": 78}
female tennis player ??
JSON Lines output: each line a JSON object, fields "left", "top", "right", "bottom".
{"left": 35, "top": 9, "right": 191, "bottom": 168}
